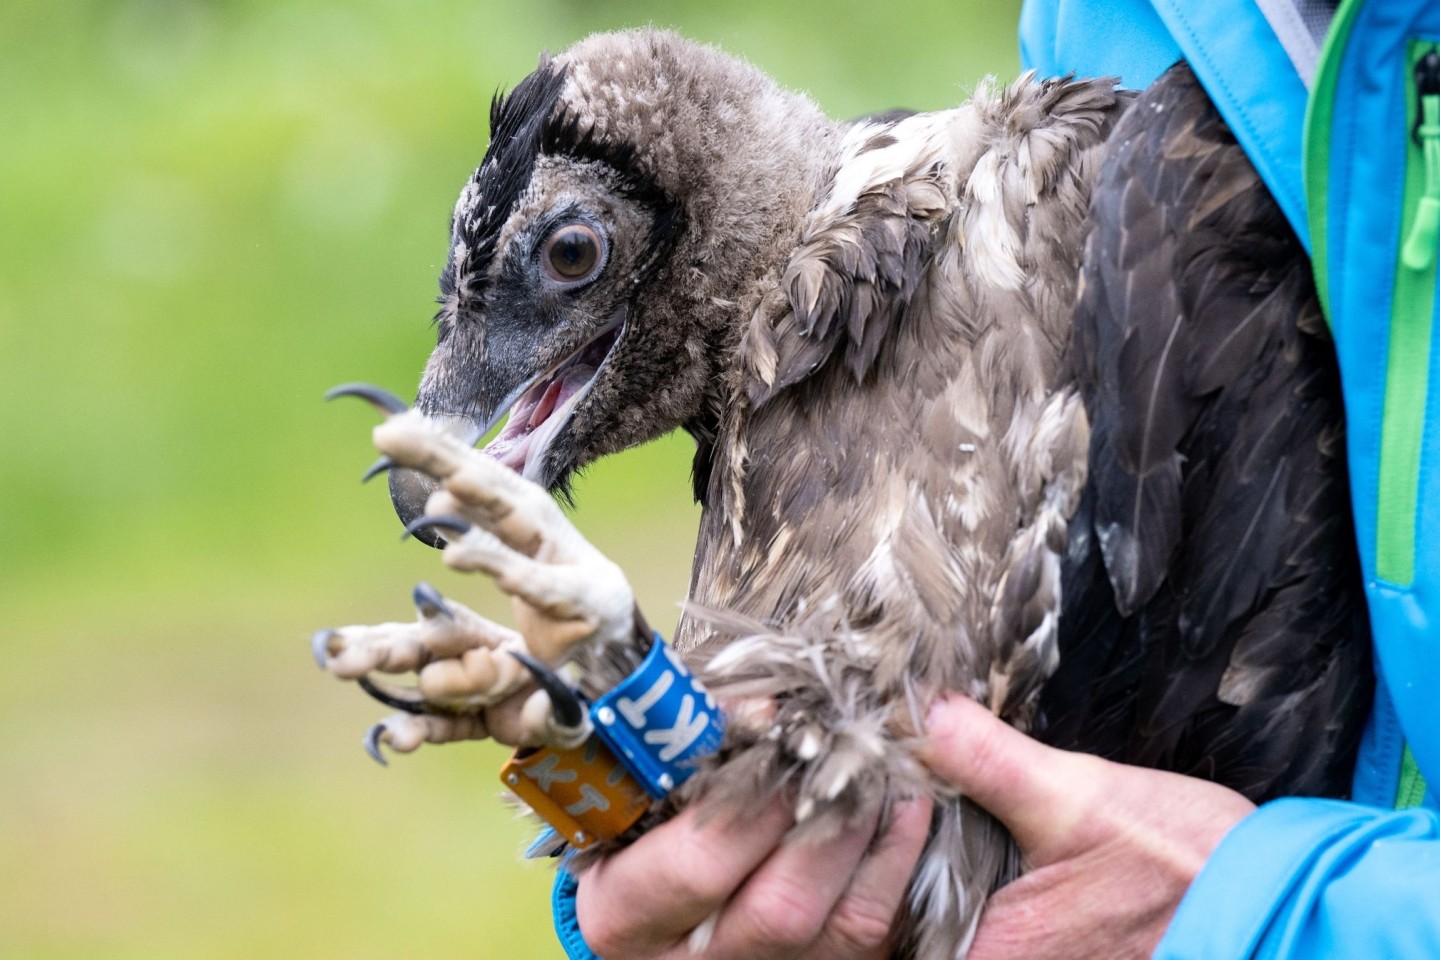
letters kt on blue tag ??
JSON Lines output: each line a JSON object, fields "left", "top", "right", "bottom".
{"left": 591, "top": 637, "right": 726, "bottom": 798}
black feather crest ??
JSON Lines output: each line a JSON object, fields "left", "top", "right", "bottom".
{"left": 440, "top": 55, "right": 687, "bottom": 305}
{"left": 441, "top": 55, "right": 568, "bottom": 302}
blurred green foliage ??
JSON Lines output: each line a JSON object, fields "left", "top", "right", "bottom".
{"left": 0, "top": 1, "right": 1018, "bottom": 956}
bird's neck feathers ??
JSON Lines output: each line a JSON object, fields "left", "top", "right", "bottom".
{"left": 558, "top": 31, "right": 845, "bottom": 481}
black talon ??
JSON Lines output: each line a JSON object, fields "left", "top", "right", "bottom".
{"left": 311, "top": 629, "right": 337, "bottom": 669}
{"left": 358, "top": 675, "right": 430, "bottom": 715}
{"left": 361, "top": 456, "right": 394, "bottom": 483}
{"left": 401, "top": 514, "right": 472, "bottom": 543}
{"left": 412, "top": 582, "right": 453, "bottom": 619}
{"left": 363, "top": 722, "right": 390, "bottom": 766}
{"left": 511, "top": 651, "right": 586, "bottom": 729}
{"left": 324, "top": 382, "right": 409, "bottom": 415}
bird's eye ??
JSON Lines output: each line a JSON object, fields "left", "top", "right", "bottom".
{"left": 541, "top": 223, "right": 605, "bottom": 285}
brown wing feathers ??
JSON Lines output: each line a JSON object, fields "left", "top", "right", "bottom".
{"left": 1043, "top": 64, "right": 1371, "bottom": 801}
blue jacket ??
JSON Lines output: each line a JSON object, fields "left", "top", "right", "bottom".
{"left": 1022, "top": 1, "right": 1440, "bottom": 956}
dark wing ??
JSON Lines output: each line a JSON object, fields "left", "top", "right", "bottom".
{"left": 1041, "top": 63, "right": 1372, "bottom": 801}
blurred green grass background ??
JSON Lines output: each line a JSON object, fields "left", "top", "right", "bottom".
{"left": 0, "top": 2, "right": 1018, "bottom": 956}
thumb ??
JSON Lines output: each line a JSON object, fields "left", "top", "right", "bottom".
{"left": 920, "top": 694, "right": 1096, "bottom": 863}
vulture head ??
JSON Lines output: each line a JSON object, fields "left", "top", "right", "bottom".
{"left": 390, "top": 30, "right": 835, "bottom": 535}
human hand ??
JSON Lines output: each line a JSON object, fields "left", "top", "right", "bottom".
{"left": 574, "top": 793, "right": 934, "bottom": 959}
{"left": 573, "top": 691, "right": 1254, "bottom": 960}
{"left": 921, "top": 694, "right": 1256, "bottom": 959}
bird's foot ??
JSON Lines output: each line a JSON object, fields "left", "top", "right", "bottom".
{"left": 313, "top": 578, "right": 595, "bottom": 762}
{"left": 351, "top": 389, "right": 638, "bottom": 663}
{"left": 361, "top": 711, "right": 492, "bottom": 766}
{"left": 317, "top": 385, "right": 641, "bottom": 763}
{"left": 313, "top": 581, "right": 518, "bottom": 687}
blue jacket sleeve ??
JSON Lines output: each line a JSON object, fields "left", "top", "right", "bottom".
{"left": 1156, "top": 798, "right": 1440, "bottom": 958}
{"left": 1019, "top": 0, "right": 1177, "bottom": 90}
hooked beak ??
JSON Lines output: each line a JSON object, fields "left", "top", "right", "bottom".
{"left": 388, "top": 467, "right": 445, "bottom": 547}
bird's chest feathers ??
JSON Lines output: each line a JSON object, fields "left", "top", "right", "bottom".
{"left": 696, "top": 344, "right": 1084, "bottom": 636}
{"left": 682, "top": 81, "right": 1109, "bottom": 682}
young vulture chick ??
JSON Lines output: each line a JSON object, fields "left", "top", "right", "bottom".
{"left": 316, "top": 30, "right": 1370, "bottom": 960}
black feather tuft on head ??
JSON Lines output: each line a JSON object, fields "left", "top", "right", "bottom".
{"left": 440, "top": 55, "right": 569, "bottom": 303}
{"left": 439, "top": 55, "right": 688, "bottom": 311}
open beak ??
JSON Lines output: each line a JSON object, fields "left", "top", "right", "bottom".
{"left": 390, "top": 310, "right": 625, "bottom": 546}
{"left": 480, "top": 319, "right": 621, "bottom": 482}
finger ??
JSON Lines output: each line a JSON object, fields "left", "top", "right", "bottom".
{"left": 576, "top": 798, "right": 796, "bottom": 956}
{"left": 705, "top": 805, "right": 883, "bottom": 960}
{"left": 921, "top": 694, "right": 1096, "bottom": 863}
{"left": 804, "top": 796, "right": 934, "bottom": 960}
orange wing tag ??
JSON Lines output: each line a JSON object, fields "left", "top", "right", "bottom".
{"left": 501, "top": 736, "right": 651, "bottom": 849}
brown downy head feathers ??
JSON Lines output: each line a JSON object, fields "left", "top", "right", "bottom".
{"left": 409, "top": 31, "right": 836, "bottom": 503}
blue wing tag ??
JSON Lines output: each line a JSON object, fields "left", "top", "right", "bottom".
{"left": 590, "top": 636, "right": 726, "bottom": 798}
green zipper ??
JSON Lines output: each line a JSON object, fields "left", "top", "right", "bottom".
{"left": 1397, "top": 744, "right": 1430, "bottom": 808}
{"left": 1375, "top": 42, "right": 1440, "bottom": 588}
{"left": 1303, "top": 0, "right": 1364, "bottom": 325}
{"left": 1403, "top": 51, "right": 1440, "bottom": 270}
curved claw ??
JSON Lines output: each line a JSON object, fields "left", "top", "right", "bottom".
{"left": 412, "top": 582, "right": 453, "bottom": 619}
{"left": 401, "top": 514, "right": 472, "bottom": 543}
{"left": 311, "top": 629, "right": 338, "bottom": 669}
{"left": 357, "top": 675, "right": 430, "bottom": 715}
{"left": 511, "top": 651, "right": 586, "bottom": 729}
{"left": 361, "top": 456, "right": 394, "bottom": 483}
{"left": 324, "top": 382, "right": 410, "bottom": 415}
{"left": 364, "top": 722, "right": 390, "bottom": 766}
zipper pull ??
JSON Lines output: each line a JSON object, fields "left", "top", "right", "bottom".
{"left": 1403, "top": 49, "right": 1440, "bottom": 271}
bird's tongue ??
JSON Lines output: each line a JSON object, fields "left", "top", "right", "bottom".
{"left": 482, "top": 363, "right": 595, "bottom": 474}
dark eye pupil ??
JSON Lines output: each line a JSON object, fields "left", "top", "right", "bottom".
{"left": 545, "top": 226, "right": 600, "bottom": 281}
